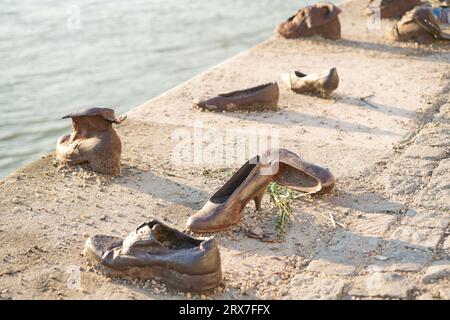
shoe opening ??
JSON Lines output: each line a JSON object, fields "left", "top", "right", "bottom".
{"left": 218, "top": 83, "right": 274, "bottom": 98}
{"left": 286, "top": 12, "right": 297, "bottom": 22}
{"left": 210, "top": 155, "right": 260, "bottom": 203}
{"left": 146, "top": 221, "right": 202, "bottom": 250}
{"left": 275, "top": 164, "right": 321, "bottom": 193}
{"left": 294, "top": 71, "right": 308, "bottom": 78}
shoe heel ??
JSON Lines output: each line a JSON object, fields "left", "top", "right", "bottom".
{"left": 253, "top": 190, "right": 266, "bottom": 211}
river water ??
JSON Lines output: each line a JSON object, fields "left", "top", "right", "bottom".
{"left": 0, "top": 0, "right": 336, "bottom": 178}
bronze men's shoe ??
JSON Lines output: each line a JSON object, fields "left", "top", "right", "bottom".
{"left": 281, "top": 67, "right": 339, "bottom": 97}
{"left": 389, "top": 6, "right": 450, "bottom": 44}
{"left": 194, "top": 82, "right": 279, "bottom": 112}
{"left": 84, "top": 219, "right": 222, "bottom": 292}
{"left": 56, "top": 107, "right": 126, "bottom": 175}
{"left": 276, "top": 2, "right": 342, "bottom": 40}
{"left": 186, "top": 149, "right": 335, "bottom": 233}
{"left": 364, "top": 0, "right": 422, "bottom": 19}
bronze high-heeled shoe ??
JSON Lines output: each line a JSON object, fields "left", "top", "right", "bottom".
{"left": 186, "top": 149, "right": 335, "bottom": 233}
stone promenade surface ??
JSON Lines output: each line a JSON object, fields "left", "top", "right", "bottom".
{"left": 0, "top": 0, "right": 449, "bottom": 299}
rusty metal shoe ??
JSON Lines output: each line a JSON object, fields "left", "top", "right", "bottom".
{"left": 281, "top": 67, "right": 339, "bottom": 97}
{"left": 186, "top": 149, "right": 335, "bottom": 233}
{"left": 364, "top": 0, "right": 423, "bottom": 19}
{"left": 194, "top": 82, "right": 279, "bottom": 112}
{"left": 276, "top": 2, "right": 342, "bottom": 40}
{"left": 389, "top": 6, "right": 450, "bottom": 43}
{"left": 56, "top": 107, "right": 126, "bottom": 175}
{"left": 84, "top": 219, "right": 222, "bottom": 292}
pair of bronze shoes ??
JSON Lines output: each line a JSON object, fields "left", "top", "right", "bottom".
{"left": 364, "top": 1, "right": 450, "bottom": 44}
{"left": 84, "top": 149, "right": 335, "bottom": 291}
{"left": 186, "top": 148, "right": 335, "bottom": 232}
{"left": 195, "top": 68, "right": 339, "bottom": 112}
{"left": 364, "top": 0, "right": 423, "bottom": 19}
{"left": 276, "top": 2, "right": 342, "bottom": 40}
{"left": 389, "top": 5, "right": 450, "bottom": 44}
{"left": 56, "top": 108, "right": 126, "bottom": 175}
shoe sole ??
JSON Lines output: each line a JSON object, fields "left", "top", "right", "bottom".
{"left": 197, "top": 103, "right": 279, "bottom": 113}
{"left": 188, "top": 224, "right": 236, "bottom": 233}
{"left": 84, "top": 247, "right": 222, "bottom": 292}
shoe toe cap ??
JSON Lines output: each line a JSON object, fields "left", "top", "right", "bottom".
{"left": 186, "top": 214, "right": 207, "bottom": 232}
{"left": 186, "top": 208, "right": 226, "bottom": 233}
{"left": 193, "top": 97, "right": 210, "bottom": 110}
{"left": 84, "top": 234, "right": 122, "bottom": 261}
{"left": 280, "top": 73, "right": 292, "bottom": 88}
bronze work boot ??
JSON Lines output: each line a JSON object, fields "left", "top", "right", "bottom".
{"left": 56, "top": 107, "right": 126, "bottom": 175}
{"left": 281, "top": 67, "right": 339, "bottom": 98}
{"left": 84, "top": 219, "right": 222, "bottom": 292}
{"left": 364, "top": 0, "right": 423, "bottom": 19}
{"left": 194, "top": 82, "right": 279, "bottom": 112}
{"left": 276, "top": 2, "right": 342, "bottom": 40}
{"left": 186, "top": 149, "right": 335, "bottom": 233}
{"left": 388, "top": 6, "right": 450, "bottom": 44}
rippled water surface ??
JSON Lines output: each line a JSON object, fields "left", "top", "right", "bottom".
{"left": 0, "top": 0, "right": 336, "bottom": 178}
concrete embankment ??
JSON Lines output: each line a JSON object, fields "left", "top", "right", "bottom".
{"left": 0, "top": 0, "right": 449, "bottom": 299}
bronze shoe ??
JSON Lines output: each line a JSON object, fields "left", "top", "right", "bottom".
{"left": 281, "top": 67, "right": 339, "bottom": 97}
{"left": 186, "top": 149, "right": 335, "bottom": 233}
{"left": 194, "top": 82, "right": 279, "bottom": 112}
{"left": 56, "top": 107, "right": 126, "bottom": 175}
{"left": 84, "top": 219, "right": 222, "bottom": 292}
{"left": 388, "top": 6, "right": 450, "bottom": 44}
{"left": 276, "top": 2, "right": 342, "bottom": 40}
{"left": 364, "top": 0, "right": 423, "bottom": 19}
